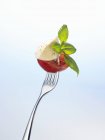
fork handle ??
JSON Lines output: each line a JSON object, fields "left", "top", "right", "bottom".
{"left": 22, "top": 94, "right": 45, "bottom": 140}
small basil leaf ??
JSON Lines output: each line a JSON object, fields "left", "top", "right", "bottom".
{"left": 52, "top": 42, "right": 62, "bottom": 53}
{"left": 61, "top": 43, "right": 76, "bottom": 55}
{"left": 64, "top": 55, "right": 79, "bottom": 75}
{"left": 58, "top": 25, "right": 69, "bottom": 43}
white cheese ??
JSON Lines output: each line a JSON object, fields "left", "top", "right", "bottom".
{"left": 35, "top": 38, "right": 59, "bottom": 61}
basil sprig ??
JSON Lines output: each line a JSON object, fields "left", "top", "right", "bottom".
{"left": 58, "top": 25, "right": 69, "bottom": 43}
{"left": 52, "top": 24, "right": 79, "bottom": 75}
{"left": 61, "top": 43, "right": 76, "bottom": 55}
{"left": 64, "top": 54, "right": 79, "bottom": 75}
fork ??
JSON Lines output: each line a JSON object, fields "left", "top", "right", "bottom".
{"left": 22, "top": 72, "right": 59, "bottom": 140}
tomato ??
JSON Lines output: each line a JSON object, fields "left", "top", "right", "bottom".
{"left": 37, "top": 54, "right": 68, "bottom": 73}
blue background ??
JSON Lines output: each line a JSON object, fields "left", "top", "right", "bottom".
{"left": 0, "top": 0, "right": 105, "bottom": 139}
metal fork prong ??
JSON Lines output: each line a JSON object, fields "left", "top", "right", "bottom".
{"left": 51, "top": 73, "right": 56, "bottom": 84}
{"left": 48, "top": 73, "right": 53, "bottom": 85}
{"left": 51, "top": 74, "right": 56, "bottom": 85}
{"left": 44, "top": 73, "right": 50, "bottom": 84}
{"left": 44, "top": 73, "right": 53, "bottom": 85}
{"left": 54, "top": 72, "right": 59, "bottom": 86}
{"left": 49, "top": 74, "right": 55, "bottom": 86}
{"left": 49, "top": 73, "right": 54, "bottom": 84}
{"left": 44, "top": 73, "right": 57, "bottom": 86}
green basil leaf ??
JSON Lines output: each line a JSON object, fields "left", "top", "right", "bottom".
{"left": 58, "top": 25, "right": 69, "bottom": 43}
{"left": 52, "top": 42, "right": 62, "bottom": 53}
{"left": 61, "top": 43, "right": 76, "bottom": 55}
{"left": 64, "top": 55, "right": 79, "bottom": 75}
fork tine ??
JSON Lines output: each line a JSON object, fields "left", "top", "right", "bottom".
{"left": 53, "top": 72, "right": 59, "bottom": 86}
{"left": 50, "top": 74, "right": 56, "bottom": 85}
{"left": 52, "top": 74, "right": 56, "bottom": 84}
{"left": 43, "top": 72, "right": 59, "bottom": 90}
{"left": 44, "top": 73, "right": 50, "bottom": 84}
{"left": 49, "top": 72, "right": 59, "bottom": 87}
{"left": 48, "top": 73, "right": 53, "bottom": 84}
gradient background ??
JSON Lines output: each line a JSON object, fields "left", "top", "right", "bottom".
{"left": 0, "top": 0, "right": 105, "bottom": 140}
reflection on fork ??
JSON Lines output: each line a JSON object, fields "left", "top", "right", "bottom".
{"left": 22, "top": 72, "right": 59, "bottom": 140}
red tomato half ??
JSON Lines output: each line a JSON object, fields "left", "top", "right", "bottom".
{"left": 37, "top": 54, "right": 68, "bottom": 73}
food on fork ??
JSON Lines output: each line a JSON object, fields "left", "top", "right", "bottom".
{"left": 36, "top": 25, "right": 79, "bottom": 75}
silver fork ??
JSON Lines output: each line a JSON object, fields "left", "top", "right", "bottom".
{"left": 22, "top": 72, "right": 59, "bottom": 140}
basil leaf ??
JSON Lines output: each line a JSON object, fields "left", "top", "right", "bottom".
{"left": 61, "top": 43, "right": 76, "bottom": 55}
{"left": 52, "top": 42, "right": 61, "bottom": 53}
{"left": 58, "top": 25, "right": 69, "bottom": 43}
{"left": 64, "top": 55, "right": 79, "bottom": 75}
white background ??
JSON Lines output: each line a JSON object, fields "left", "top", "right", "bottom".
{"left": 0, "top": 0, "right": 105, "bottom": 140}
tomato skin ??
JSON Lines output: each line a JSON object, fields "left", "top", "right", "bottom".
{"left": 37, "top": 54, "right": 68, "bottom": 73}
